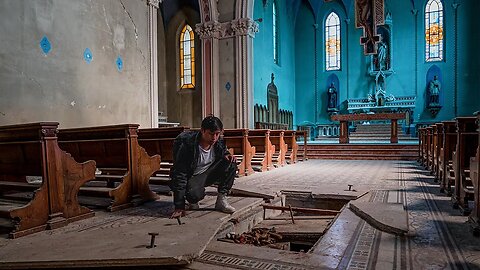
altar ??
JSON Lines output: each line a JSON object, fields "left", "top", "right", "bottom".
{"left": 331, "top": 112, "right": 406, "bottom": 144}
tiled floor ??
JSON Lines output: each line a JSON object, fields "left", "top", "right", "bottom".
{"left": 2, "top": 160, "right": 479, "bottom": 270}
{"left": 226, "top": 160, "right": 480, "bottom": 270}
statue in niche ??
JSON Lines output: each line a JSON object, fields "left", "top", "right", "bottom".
{"left": 428, "top": 75, "right": 441, "bottom": 106}
{"left": 377, "top": 41, "right": 388, "bottom": 70}
{"left": 327, "top": 83, "right": 337, "bottom": 109}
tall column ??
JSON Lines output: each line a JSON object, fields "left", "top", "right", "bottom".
{"left": 196, "top": 0, "right": 220, "bottom": 118}
{"left": 452, "top": 3, "right": 460, "bottom": 117}
{"left": 233, "top": 18, "right": 258, "bottom": 128}
{"left": 148, "top": 0, "right": 160, "bottom": 127}
{"left": 234, "top": 0, "right": 256, "bottom": 128}
{"left": 313, "top": 23, "right": 319, "bottom": 124}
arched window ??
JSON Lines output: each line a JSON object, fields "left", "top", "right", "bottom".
{"left": 325, "top": 12, "right": 341, "bottom": 71}
{"left": 273, "top": 0, "right": 279, "bottom": 64}
{"left": 180, "top": 24, "right": 195, "bottom": 89}
{"left": 425, "top": 0, "right": 444, "bottom": 62}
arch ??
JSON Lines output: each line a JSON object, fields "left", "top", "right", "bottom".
{"left": 165, "top": 7, "right": 202, "bottom": 127}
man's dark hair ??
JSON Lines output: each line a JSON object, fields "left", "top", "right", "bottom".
{"left": 201, "top": 116, "right": 223, "bottom": 132}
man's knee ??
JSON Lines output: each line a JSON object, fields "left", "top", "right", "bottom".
{"left": 186, "top": 187, "right": 205, "bottom": 203}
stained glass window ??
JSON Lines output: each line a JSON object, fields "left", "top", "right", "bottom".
{"left": 325, "top": 12, "right": 341, "bottom": 71}
{"left": 273, "top": 1, "right": 279, "bottom": 64}
{"left": 180, "top": 24, "right": 195, "bottom": 89}
{"left": 425, "top": 0, "right": 444, "bottom": 62}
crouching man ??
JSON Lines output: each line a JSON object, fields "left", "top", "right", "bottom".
{"left": 170, "top": 116, "right": 237, "bottom": 219}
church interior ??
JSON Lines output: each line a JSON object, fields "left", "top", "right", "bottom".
{"left": 0, "top": 0, "right": 480, "bottom": 269}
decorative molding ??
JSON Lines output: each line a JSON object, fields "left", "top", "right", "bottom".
{"left": 200, "top": 0, "right": 212, "bottom": 22}
{"left": 195, "top": 21, "right": 222, "bottom": 39}
{"left": 195, "top": 19, "right": 259, "bottom": 40}
{"left": 147, "top": 0, "right": 161, "bottom": 9}
{"left": 230, "top": 18, "right": 259, "bottom": 38}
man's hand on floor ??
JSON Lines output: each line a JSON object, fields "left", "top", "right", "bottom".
{"left": 170, "top": 209, "right": 185, "bottom": 219}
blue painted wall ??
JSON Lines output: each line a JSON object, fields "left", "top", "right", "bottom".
{"left": 253, "top": 0, "right": 296, "bottom": 115}
{"left": 253, "top": 0, "right": 479, "bottom": 128}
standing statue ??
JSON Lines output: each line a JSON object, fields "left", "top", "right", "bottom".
{"left": 377, "top": 42, "right": 387, "bottom": 70}
{"left": 327, "top": 83, "right": 337, "bottom": 109}
{"left": 429, "top": 75, "right": 441, "bottom": 106}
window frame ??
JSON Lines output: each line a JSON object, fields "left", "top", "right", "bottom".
{"left": 425, "top": 0, "right": 444, "bottom": 62}
{"left": 179, "top": 24, "right": 195, "bottom": 90}
{"left": 273, "top": 0, "right": 280, "bottom": 65}
{"left": 325, "top": 11, "right": 341, "bottom": 71}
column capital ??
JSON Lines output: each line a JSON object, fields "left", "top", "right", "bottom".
{"left": 411, "top": 9, "right": 418, "bottom": 16}
{"left": 195, "top": 21, "right": 222, "bottom": 39}
{"left": 196, "top": 18, "right": 259, "bottom": 40}
{"left": 147, "top": 0, "right": 161, "bottom": 9}
{"left": 231, "top": 18, "right": 259, "bottom": 38}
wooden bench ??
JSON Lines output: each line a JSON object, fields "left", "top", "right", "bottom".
{"left": 469, "top": 115, "right": 480, "bottom": 235}
{"left": 138, "top": 127, "right": 190, "bottom": 185}
{"left": 269, "top": 130, "right": 287, "bottom": 167}
{"left": 58, "top": 124, "right": 161, "bottom": 211}
{"left": 247, "top": 129, "right": 274, "bottom": 172}
{"left": 295, "top": 130, "right": 308, "bottom": 161}
{"left": 283, "top": 130, "right": 298, "bottom": 164}
{"left": 434, "top": 123, "right": 444, "bottom": 181}
{"left": 418, "top": 128, "right": 425, "bottom": 164}
{"left": 223, "top": 129, "right": 255, "bottom": 176}
{"left": 0, "top": 122, "right": 96, "bottom": 238}
{"left": 431, "top": 125, "right": 439, "bottom": 176}
{"left": 439, "top": 121, "right": 456, "bottom": 194}
{"left": 452, "top": 117, "right": 478, "bottom": 215}
{"left": 425, "top": 126, "right": 433, "bottom": 171}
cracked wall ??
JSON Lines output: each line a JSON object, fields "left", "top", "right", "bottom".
{"left": 0, "top": 0, "right": 152, "bottom": 128}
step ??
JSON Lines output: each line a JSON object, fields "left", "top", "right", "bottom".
{"left": 307, "top": 154, "right": 417, "bottom": 160}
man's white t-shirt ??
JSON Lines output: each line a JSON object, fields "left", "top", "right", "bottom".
{"left": 193, "top": 145, "right": 215, "bottom": 175}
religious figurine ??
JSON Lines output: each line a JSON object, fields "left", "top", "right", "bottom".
{"left": 377, "top": 42, "right": 387, "bottom": 70}
{"left": 327, "top": 83, "right": 337, "bottom": 109}
{"left": 428, "top": 75, "right": 441, "bottom": 106}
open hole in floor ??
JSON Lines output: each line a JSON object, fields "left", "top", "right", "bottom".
{"left": 216, "top": 191, "right": 349, "bottom": 253}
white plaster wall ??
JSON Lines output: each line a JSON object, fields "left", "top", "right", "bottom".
{"left": 0, "top": 0, "right": 152, "bottom": 128}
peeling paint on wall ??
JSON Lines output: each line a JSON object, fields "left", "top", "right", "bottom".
{"left": 113, "top": 24, "right": 125, "bottom": 51}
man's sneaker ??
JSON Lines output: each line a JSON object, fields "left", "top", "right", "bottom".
{"left": 215, "top": 193, "right": 235, "bottom": 214}
{"left": 187, "top": 203, "right": 200, "bottom": 210}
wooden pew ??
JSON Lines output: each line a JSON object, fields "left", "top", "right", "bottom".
{"left": 248, "top": 129, "right": 274, "bottom": 172}
{"left": 439, "top": 121, "right": 457, "bottom": 194}
{"left": 295, "top": 130, "right": 308, "bottom": 161}
{"left": 138, "top": 127, "right": 189, "bottom": 185}
{"left": 269, "top": 130, "right": 287, "bottom": 167}
{"left": 430, "top": 124, "right": 438, "bottom": 177}
{"left": 434, "top": 123, "right": 444, "bottom": 181}
{"left": 283, "top": 130, "right": 298, "bottom": 164}
{"left": 223, "top": 129, "right": 255, "bottom": 176}
{"left": 451, "top": 117, "right": 478, "bottom": 215}
{"left": 0, "top": 122, "right": 96, "bottom": 238}
{"left": 58, "top": 124, "right": 161, "bottom": 211}
{"left": 418, "top": 128, "right": 425, "bottom": 164}
{"left": 469, "top": 115, "right": 480, "bottom": 235}
{"left": 425, "top": 127, "right": 433, "bottom": 170}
